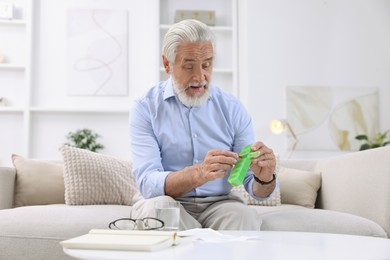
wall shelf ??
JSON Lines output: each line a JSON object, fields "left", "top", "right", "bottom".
{"left": 159, "top": 67, "right": 233, "bottom": 74}
{"left": 0, "top": 107, "right": 24, "bottom": 113}
{"left": 29, "top": 107, "right": 129, "bottom": 114}
{"left": 0, "top": 64, "right": 25, "bottom": 70}
{"left": 0, "top": 19, "right": 26, "bottom": 26}
{"left": 160, "top": 24, "right": 233, "bottom": 32}
{"left": 0, "top": 0, "right": 33, "bottom": 166}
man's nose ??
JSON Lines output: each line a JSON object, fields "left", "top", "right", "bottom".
{"left": 192, "top": 65, "right": 205, "bottom": 82}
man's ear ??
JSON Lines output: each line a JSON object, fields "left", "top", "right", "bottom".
{"left": 162, "top": 55, "right": 171, "bottom": 75}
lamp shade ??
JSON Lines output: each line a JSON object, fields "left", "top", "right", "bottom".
{"left": 269, "top": 119, "right": 285, "bottom": 134}
{"left": 269, "top": 119, "right": 298, "bottom": 157}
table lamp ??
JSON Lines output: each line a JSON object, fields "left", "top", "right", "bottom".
{"left": 269, "top": 119, "right": 298, "bottom": 158}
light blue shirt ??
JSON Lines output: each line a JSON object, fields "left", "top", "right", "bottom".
{"left": 130, "top": 78, "right": 277, "bottom": 200}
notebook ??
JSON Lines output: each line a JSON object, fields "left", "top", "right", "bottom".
{"left": 60, "top": 229, "right": 177, "bottom": 252}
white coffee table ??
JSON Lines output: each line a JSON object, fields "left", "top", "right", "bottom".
{"left": 64, "top": 231, "right": 390, "bottom": 260}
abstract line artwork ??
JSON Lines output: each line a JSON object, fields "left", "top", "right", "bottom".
{"left": 67, "top": 9, "right": 128, "bottom": 96}
{"left": 286, "top": 86, "right": 378, "bottom": 151}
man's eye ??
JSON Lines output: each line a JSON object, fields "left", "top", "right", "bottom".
{"left": 202, "top": 62, "right": 211, "bottom": 69}
{"left": 184, "top": 65, "right": 193, "bottom": 70}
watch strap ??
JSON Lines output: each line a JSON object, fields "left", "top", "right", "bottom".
{"left": 253, "top": 174, "right": 276, "bottom": 185}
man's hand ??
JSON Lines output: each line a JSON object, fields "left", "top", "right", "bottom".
{"left": 195, "top": 149, "right": 239, "bottom": 185}
{"left": 165, "top": 149, "right": 238, "bottom": 198}
{"left": 250, "top": 141, "right": 276, "bottom": 179}
{"left": 250, "top": 142, "right": 277, "bottom": 197}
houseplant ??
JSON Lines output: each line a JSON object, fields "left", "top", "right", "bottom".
{"left": 64, "top": 128, "right": 104, "bottom": 152}
{"left": 355, "top": 130, "right": 390, "bottom": 151}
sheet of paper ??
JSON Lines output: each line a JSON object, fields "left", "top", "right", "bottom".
{"left": 178, "top": 228, "right": 262, "bottom": 243}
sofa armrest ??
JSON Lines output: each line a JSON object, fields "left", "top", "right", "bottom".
{"left": 315, "top": 146, "right": 390, "bottom": 237}
{"left": 0, "top": 167, "right": 15, "bottom": 209}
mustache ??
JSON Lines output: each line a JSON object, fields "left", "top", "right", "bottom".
{"left": 185, "top": 81, "right": 208, "bottom": 89}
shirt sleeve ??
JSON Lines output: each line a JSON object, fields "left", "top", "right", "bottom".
{"left": 230, "top": 99, "right": 278, "bottom": 200}
{"left": 244, "top": 178, "right": 280, "bottom": 201}
{"left": 129, "top": 100, "right": 170, "bottom": 198}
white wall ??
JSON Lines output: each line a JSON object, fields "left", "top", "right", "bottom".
{"left": 34, "top": 0, "right": 160, "bottom": 108}
{"left": 29, "top": 0, "right": 160, "bottom": 161}
{"left": 2, "top": 0, "right": 389, "bottom": 165}
{"left": 239, "top": 0, "right": 390, "bottom": 159}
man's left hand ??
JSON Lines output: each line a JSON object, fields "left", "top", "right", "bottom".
{"left": 249, "top": 141, "right": 276, "bottom": 182}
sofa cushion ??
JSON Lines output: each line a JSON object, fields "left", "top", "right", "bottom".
{"left": 259, "top": 208, "right": 387, "bottom": 238}
{"left": 0, "top": 204, "right": 131, "bottom": 259}
{"left": 278, "top": 167, "right": 321, "bottom": 208}
{"left": 0, "top": 204, "right": 131, "bottom": 239}
{"left": 61, "top": 145, "right": 138, "bottom": 206}
{"left": 11, "top": 154, "right": 64, "bottom": 207}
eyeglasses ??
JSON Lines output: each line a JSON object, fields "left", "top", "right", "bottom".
{"left": 108, "top": 217, "right": 164, "bottom": 231}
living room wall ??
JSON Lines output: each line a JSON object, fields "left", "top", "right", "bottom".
{"left": 29, "top": 0, "right": 160, "bottom": 163}
{"left": 239, "top": 0, "right": 390, "bottom": 159}
{"left": 2, "top": 0, "right": 388, "bottom": 165}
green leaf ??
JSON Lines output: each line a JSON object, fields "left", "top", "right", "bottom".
{"left": 63, "top": 128, "right": 104, "bottom": 152}
{"left": 355, "top": 135, "right": 368, "bottom": 141}
{"left": 360, "top": 144, "right": 370, "bottom": 150}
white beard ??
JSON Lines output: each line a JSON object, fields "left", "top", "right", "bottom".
{"left": 172, "top": 77, "right": 211, "bottom": 108}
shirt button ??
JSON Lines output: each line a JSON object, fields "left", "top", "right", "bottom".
{"left": 193, "top": 134, "right": 198, "bottom": 138}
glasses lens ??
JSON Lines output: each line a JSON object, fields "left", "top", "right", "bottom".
{"left": 143, "top": 218, "right": 164, "bottom": 230}
{"left": 112, "top": 219, "right": 136, "bottom": 230}
{"left": 109, "top": 218, "right": 164, "bottom": 230}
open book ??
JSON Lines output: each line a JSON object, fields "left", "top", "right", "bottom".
{"left": 60, "top": 229, "right": 177, "bottom": 252}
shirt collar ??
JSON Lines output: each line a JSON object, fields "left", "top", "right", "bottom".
{"left": 163, "top": 77, "right": 175, "bottom": 101}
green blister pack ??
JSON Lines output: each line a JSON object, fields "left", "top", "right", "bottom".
{"left": 228, "top": 144, "right": 261, "bottom": 186}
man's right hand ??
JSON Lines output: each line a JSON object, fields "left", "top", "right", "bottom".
{"left": 195, "top": 149, "right": 239, "bottom": 185}
{"left": 165, "top": 149, "right": 238, "bottom": 198}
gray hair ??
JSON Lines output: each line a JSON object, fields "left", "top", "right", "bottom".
{"left": 162, "top": 19, "right": 215, "bottom": 64}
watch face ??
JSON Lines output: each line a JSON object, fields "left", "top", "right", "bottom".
{"left": 0, "top": 3, "right": 13, "bottom": 19}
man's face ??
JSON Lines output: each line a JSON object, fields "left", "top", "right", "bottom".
{"left": 163, "top": 41, "right": 213, "bottom": 107}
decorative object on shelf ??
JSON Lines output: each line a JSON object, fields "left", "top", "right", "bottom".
{"left": 0, "top": 97, "right": 10, "bottom": 106}
{"left": 355, "top": 130, "right": 390, "bottom": 150}
{"left": 0, "top": 2, "right": 13, "bottom": 20}
{"left": 174, "top": 10, "right": 215, "bottom": 26}
{"left": 67, "top": 9, "right": 129, "bottom": 96}
{"left": 270, "top": 119, "right": 298, "bottom": 158}
{"left": 64, "top": 128, "right": 104, "bottom": 152}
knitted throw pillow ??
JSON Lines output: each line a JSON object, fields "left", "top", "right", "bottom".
{"left": 233, "top": 185, "right": 282, "bottom": 206}
{"left": 61, "top": 145, "right": 138, "bottom": 205}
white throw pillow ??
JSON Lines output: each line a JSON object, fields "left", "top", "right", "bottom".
{"left": 61, "top": 145, "right": 138, "bottom": 206}
{"left": 12, "top": 154, "right": 64, "bottom": 207}
{"left": 278, "top": 167, "right": 321, "bottom": 208}
{"left": 233, "top": 166, "right": 321, "bottom": 208}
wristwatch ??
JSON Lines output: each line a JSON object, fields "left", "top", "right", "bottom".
{"left": 253, "top": 174, "right": 276, "bottom": 185}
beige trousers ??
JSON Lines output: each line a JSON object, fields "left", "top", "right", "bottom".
{"left": 130, "top": 192, "right": 261, "bottom": 230}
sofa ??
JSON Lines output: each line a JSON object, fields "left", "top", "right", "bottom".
{"left": 0, "top": 145, "right": 389, "bottom": 260}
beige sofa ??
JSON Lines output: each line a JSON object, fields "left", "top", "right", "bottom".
{"left": 0, "top": 146, "right": 389, "bottom": 259}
